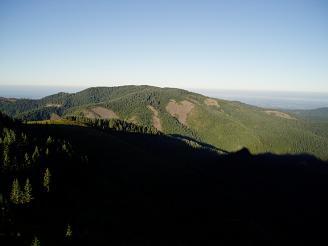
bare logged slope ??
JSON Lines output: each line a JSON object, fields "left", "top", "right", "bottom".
{"left": 204, "top": 98, "right": 220, "bottom": 107}
{"left": 264, "top": 110, "right": 296, "bottom": 120}
{"left": 147, "top": 105, "right": 162, "bottom": 131}
{"left": 165, "top": 100, "right": 194, "bottom": 126}
{"left": 83, "top": 107, "right": 119, "bottom": 119}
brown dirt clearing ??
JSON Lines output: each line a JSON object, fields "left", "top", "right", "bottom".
{"left": 50, "top": 113, "right": 62, "bottom": 120}
{"left": 165, "top": 100, "right": 194, "bottom": 125}
{"left": 45, "top": 103, "right": 62, "bottom": 108}
{"left": 83, "top": 107, "right": 119, "bottom": 119}
{"left": 264, "top": 110, "right": 296, "bottom": 120}
{"left": 147, "top": 105, "right": 162, "bottom": 131}
{"left": 204, "top": 98, "right": 220, "bottom": 107}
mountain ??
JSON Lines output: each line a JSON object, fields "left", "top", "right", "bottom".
{"left": 289, "top": 107, "right": 328, "bottom": 122}
{"left": 1, "top": 111, "right": 328, "bottom": 245}
{"left": 1, "top": 85, "right": 327, "bottom": 159}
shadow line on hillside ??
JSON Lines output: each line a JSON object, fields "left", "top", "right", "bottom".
{"left": 170, "top": 134, "right": 230, "bottom": 154}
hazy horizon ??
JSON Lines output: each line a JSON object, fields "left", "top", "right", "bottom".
{"left": 1, "top": 85, "right": 327, "bottom": 110}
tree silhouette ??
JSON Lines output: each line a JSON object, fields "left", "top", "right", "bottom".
{"left": 31, "top": 236, "right": 40, "bottom": 246}
{"left": 24, "top": 152, "right": 31, "bottom": 166}
{"left": 65, "top": 224, "right": 73, "bottom": 239}
{"left": 32, "top": 146, "right": 40, "bottom": 163}
{"left": 3, "top": 146, "right": 10, "bottom": 167}
{"left": 3, "top": 128, "right": 16, "bottom": 145}
{"left": 10, "top": 178, "right": 21, "bottom": 204}
{"left": 45, "top": 148, "right": 50, "bottom": 156}
{"left": 46, "top": 136, "right": 53, "bottom": 145}
{"left": 62, "top": 143, "right": 69, "bottom": 154}
{"left": 21, "top": 132, "right": 27, "bottom": 143}
{"left": 43, "top": 168, "right": 51, "bottom": 192}
{"left": 23, "top": 178, "right": 33, "bottom": 204}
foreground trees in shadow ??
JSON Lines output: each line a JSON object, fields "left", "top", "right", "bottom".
{"left": 0, "top": 112, "right": 328, "bottom": 245}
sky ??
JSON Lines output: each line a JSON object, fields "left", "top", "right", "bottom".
{"left": 0, "top": 0, "right": 327, "bottom": 92}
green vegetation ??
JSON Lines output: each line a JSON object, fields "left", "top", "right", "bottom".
{"left": 42, "top": 168, "right": 51, "bottom": 192}
{"left": 65, "top": 224, "right": 72, "bottom": 239}
{"left": 31, "top": 236, "right": 40, "bottom": 246}
{"left": 1, "top": 85, "right": 327, "bottom": 159}
{"left": 10, "top": 178, "right": 21, "bottom": 204}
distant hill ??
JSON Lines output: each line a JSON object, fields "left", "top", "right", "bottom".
{"left": 1, "top": 85, "right": 328, "bottom": 159}
{"left": 289, "top": 107, "right": 328, "bottom": 122}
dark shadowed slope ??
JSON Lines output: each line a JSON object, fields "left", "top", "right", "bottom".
{"left": 1, "top": 112, "right": 328, "bottom": 245}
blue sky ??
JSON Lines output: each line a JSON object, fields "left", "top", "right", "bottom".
{"left": 0, "top": 0, "right": 327, "bottom": 92}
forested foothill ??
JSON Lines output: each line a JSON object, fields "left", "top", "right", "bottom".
{"left": 1, "top": 86, "right": 328, "bottom": 159}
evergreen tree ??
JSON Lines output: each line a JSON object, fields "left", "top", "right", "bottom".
{"left": 21, "top": 133, "right": 27, "bottom": 143}
{"left": 3, "top": 146, "right": 10, "bottom": 167}
{"left": 10, "top": 178, "right": 21, "bottom": 204}
{"left": 24, "top": 152, "right": 31, "bottom": 166}
{"left": 23, "top": 178, "right": 33, "bottom": 204}
{"left": 65, "top": 224, "right": 73, "bottom": 239}
{"left": 43, "top": 168, "right": 51, "bottom": 192}
{"left": 62, "top": 143, "right": 68, "bottom": 153}
{"left": 32, "top": 146, "right": 40, "bottom": 162}
{"left": 46, "top": 136, "right": 53, "bottom": 145}
{"left": 31, "top": 236, "right": 40, "bottom": 246}
{"left": 3, "top": 128, "right": 16, "bottom": 145}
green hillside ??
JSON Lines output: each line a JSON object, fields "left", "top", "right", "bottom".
{"left": 289, "top": 107, "right": 328, "bottom": 122}
{"left": 1, "top": 85, "right": 327, "bottom": 159}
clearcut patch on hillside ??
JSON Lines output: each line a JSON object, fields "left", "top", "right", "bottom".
{"left": 83, "top": 106, "right": 119, "bottom": 119}
{"left": 147, "top": 105, "right": 162, "bottom": 131}
{"left": 264, "top": 110, "right": 296, "bottom": 120}
{"left": 204, "top": 98, "right": 220, "bottom": 107}
{"left": 128, "top": 115, "right": 138, "bottom": 124}
{"left": 165, "top": 100, "right": 194, "bottom": 126}
{"left": 45, "top": 103, "right": 62, "bottom": 108}
{"left": 50, "top": 113, "right": 62, "bottom": 120}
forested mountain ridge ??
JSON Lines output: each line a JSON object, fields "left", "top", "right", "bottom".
{"left": 1, "top": 85, "right": 328, "bottom": 159}
{"left": 289, "top": 107, "right": 328, "bottom": 122}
